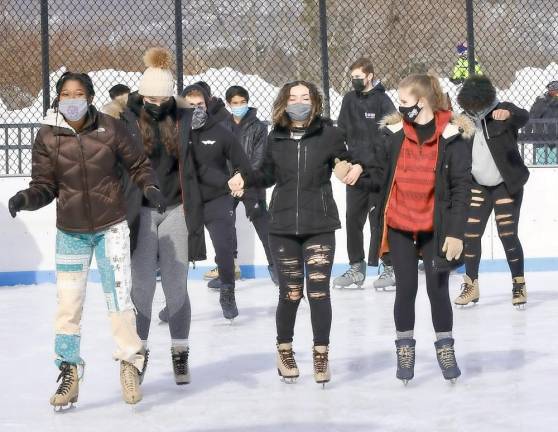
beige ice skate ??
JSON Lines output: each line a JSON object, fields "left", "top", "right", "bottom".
{"left": 512, "top": 277, "right": 527, "bottom": 309}
{"left": 276, "top": 343, "right": 299, "bottom": 383}
{"left": 120, "top": 360, "right": 142, "bottom": 404}
{"left": 454, "top": 275, "right": 480, "bottom": 306}
{"left": 313, "top": 345, "right": 331, "bottom": 388}
{"left": 50, "top": 362, "right": 79, "bottom": 410}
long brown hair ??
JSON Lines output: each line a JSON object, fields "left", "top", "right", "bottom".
{"left": 398, "top": 73, "right": 449, "bottom": 112}
{"left": 138, "top": 108, "right": 178, "bottom": 158}
{"left": 272, "top": 80, "right": 323, "bottom": 128}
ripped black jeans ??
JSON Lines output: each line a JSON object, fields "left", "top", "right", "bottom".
{"left": 269, "top": 232, "right": 335, "bottom": 346}
{"left": 464, "top": 182, "right": 524, "bottom": 281}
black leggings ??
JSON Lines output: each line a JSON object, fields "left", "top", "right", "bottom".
{"left": 464, "top": 182, "right": 524, "bottom": 280}
{"left": 269, "top": 232, "right": 335, "bottom": 346}
{"left": 388, "top": 228, "right": 452, "bottom": 333}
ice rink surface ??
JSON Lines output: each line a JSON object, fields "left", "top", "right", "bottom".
{"left": 1, "top": 271, "right": 556, "bottom": 432}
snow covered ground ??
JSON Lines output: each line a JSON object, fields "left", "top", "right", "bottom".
{"left": 1, "top": 271, "right": 557, "bottom": 432}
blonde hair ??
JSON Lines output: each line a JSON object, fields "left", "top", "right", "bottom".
{"left": 398, "top": 73, "right": 449, "bottom": 112}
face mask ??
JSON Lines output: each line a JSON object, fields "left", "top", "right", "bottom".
{"left": 144, "top": 99, "right": 174, "bottom": 121}
{"left": 285, "top": 103, "right": 312, "bottom": 122}
{"left": 231, "top": 104, "right": 249, "bottom": 118}
{"left": 191, "top": 106, "right": 208, "bottom": 130}
{"left": 58, "top": 99, "right": 88, "bottom": 122}
{"left": 352, "top": 78, "right": 366, "bottom": 93}
{"left": 398, "top": 103, "right": 422, "bottom": 122}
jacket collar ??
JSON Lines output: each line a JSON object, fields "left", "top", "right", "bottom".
{"left": 272, "top": 116, "right": 326, "bottom": 140}
{"left": 41, "top": 106, "right": 99, "bottom": 135}
{"left": 380, "top": 111, "right": 475, "bottom": 140}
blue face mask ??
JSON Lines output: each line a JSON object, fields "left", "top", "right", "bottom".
{"left": 231, "top": 104, "right": 249, "bottom": 118}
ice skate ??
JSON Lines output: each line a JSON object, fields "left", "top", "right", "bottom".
{"left": 454, "top": 275, "right": 480, "bottom": 306}
{"left": 277, "top": 343, "right": 299, "bottom": 383}
{"left": 207, "top": 277, "right": 224, "bottom": 290}
{"left": 313, "top": 345, "right": 330, "bottom": 388}
{"left": 395, "top": 338, "right": 416, "bottom": 385}
{"left": 120, "top": 360, "right": 142, "bottom": 404}
{"left": 171, "top": 346, "right": 190, "bottom": 385}
{"left": 219, "top": 286, "right": 239, "bottom": 321}
{"left": 512, "top": 277, "right": 527, "bottom": 309}
{"left": 434, "top": 338, "right": 461, "bottom": 383}
{"left": 373, "top": 263, "right": 396, "bottom": 291}
{"left": 332, "top": 260, "right": 366, "bottom": 289}
{"left": 203, "top": 266, "right": 219, "bottom": 281}
{"left": 50, "top": 362, "right": 79, "bottom": 411}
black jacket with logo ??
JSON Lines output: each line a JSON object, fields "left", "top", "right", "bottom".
{"left": 337, "top": 81, "right": 396, "bottom": 166}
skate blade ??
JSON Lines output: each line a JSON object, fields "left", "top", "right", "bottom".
{"left": 280, "top": 376, "right": 299, "bottom": 384}
{"left": 450, "top": 378, "right": 458, "bottom": 384}
{"left": 53, "top": 401, "right": 77, "bottom": 413}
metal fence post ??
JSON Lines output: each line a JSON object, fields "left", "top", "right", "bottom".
{"left": 175, "top": 0, "right": 184, "bottom": 94}
{"left": 318, "top": 0, "right": 331, "bottom": 118}
{"left": 40, "top": 0, "right": 50, "bottom": 115}
{"left": 466, "top": 0, "right": 476, "bottom": 77}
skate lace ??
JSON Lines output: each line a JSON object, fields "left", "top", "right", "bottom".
{"left": 121, "top": 361, "right": 139, "bottom": 391}
{"left": 378, "top": 265, "right": 394, "bottom": 280}
{"left": 55, "top": 363, "right": 75, "bottom": 396}
{"left": 459, "top": 282, "right": 475, "bottom": 298}
{"left": 436, "top": 346, "right": 456, "bottom": 370}
{"left": 313, "top": 349, "right": 329, "bottom": 374}
{"left": 279, "top": 348, "right": 297, "bottom": 370}
{"left": 172, "top": 349, "right": 189, "bottom": 375}
{"left": 512, "top": 283, "right": 525, "bottom": 299}
{"left": 342, "top": 264, "right": 362, "bottom": 279}
{"left": 397, "top": 346, "right": 415, "bottom": 369}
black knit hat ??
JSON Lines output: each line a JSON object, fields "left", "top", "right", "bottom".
{"left": 457, "top": 75, "right": 497, "bottom": 113}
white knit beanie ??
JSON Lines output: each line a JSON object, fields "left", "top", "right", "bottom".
{"left": 138, "top": 47, "right": 175, "bottom": 97}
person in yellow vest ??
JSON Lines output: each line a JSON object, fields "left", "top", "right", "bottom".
{"left": 450, "top": 41, "right": 482, "bottom": 84}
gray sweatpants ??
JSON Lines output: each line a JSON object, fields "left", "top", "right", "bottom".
{"left": 131, "top": 205, "right": 190, "bottom": 342}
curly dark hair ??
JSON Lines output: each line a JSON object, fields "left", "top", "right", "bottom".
{"left": 457, "top": 75, "right": 497, "bottom": 113}
{"left": 272, "top": 80, "right": 323, "bottom": 128}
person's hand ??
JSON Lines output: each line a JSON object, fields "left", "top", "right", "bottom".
{"left": 228, "top": 172, "right": 244, "bottom": 192}
{"left": 231, "top": 189, "right": 245, "bottom": 198}
{"left": 144, "top": 186, "right": 167, "bottom": 214}
{"left": 442, "top": 236, "right": 463, "bottom": 261}
{"left": 333, "top": 158, "right": 351, "bottom": 181}
{"left": 492, "top": 109, "right": 511, "bottom": 121}
{"left": 343, "top": 164, "right": 364, "bottom": 186}
{"left": 8, "top": 192, "right": 26, "bottom": 218}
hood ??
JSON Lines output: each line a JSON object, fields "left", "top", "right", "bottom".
{"left": 380, "top": 111, "right": 475, "bottom": 140}
{"left": 101, "top": 93, "right": 128, "bottom": 119}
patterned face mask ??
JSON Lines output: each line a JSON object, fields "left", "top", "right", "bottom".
{"left": 58, "top": 99, "right": 88, "bottom": 122}
{"left": 191, "top": 105, "right": 208, "bottom": 130}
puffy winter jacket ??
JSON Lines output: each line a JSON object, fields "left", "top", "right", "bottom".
{"left": 246, "top": 117, "right": 365, "bottom": 235}
{"left": 18, "top": 106, "right": 158, "bottom": 233}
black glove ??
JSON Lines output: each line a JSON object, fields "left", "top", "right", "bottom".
{"left": 8, "top": 192, "right": 26, "bottom": 218}
{"left": 144, "top": 186, "right": 167, "bottom": 214}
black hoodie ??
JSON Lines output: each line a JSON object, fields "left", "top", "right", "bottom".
{"left": 181, "top": 84, "right": 252, "bottom": 203}
{"left": 337, "top": 81, "right": 396, "bottom": 166}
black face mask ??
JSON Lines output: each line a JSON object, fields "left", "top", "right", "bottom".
{"left": 144, "top": 99, "right": 174, "bottom": 121}
{"left": 398, "top": 103, "right": 422, "bottom": 122}
{"left": 352, "top": 78, "right": 366, "bottom": 93}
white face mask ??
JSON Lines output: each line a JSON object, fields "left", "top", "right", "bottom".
{"left": 58, "top": 99, "right": 89, "bottom": 121}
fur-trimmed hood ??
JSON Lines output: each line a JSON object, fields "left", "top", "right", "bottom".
{"left": 379, "top": 111, "right": 475, "bottom": 140}
{"left": 101, "top": 94, "right": 129, "bottom": 119}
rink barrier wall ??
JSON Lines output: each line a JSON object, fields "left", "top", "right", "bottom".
{"left": 1, "top": 259, "right": 557, "bottom": 286}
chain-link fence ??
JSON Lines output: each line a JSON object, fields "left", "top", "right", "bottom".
{"left": 1, "top": 0, "right": 557, "bottom": 175}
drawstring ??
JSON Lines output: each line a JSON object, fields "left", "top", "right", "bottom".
{"left": 482, "top": 116, "right": 491, "bottom": 139}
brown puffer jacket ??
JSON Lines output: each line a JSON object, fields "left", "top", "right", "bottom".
{"left": 19, "top": 106, "right": 158, "bottom": 233}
